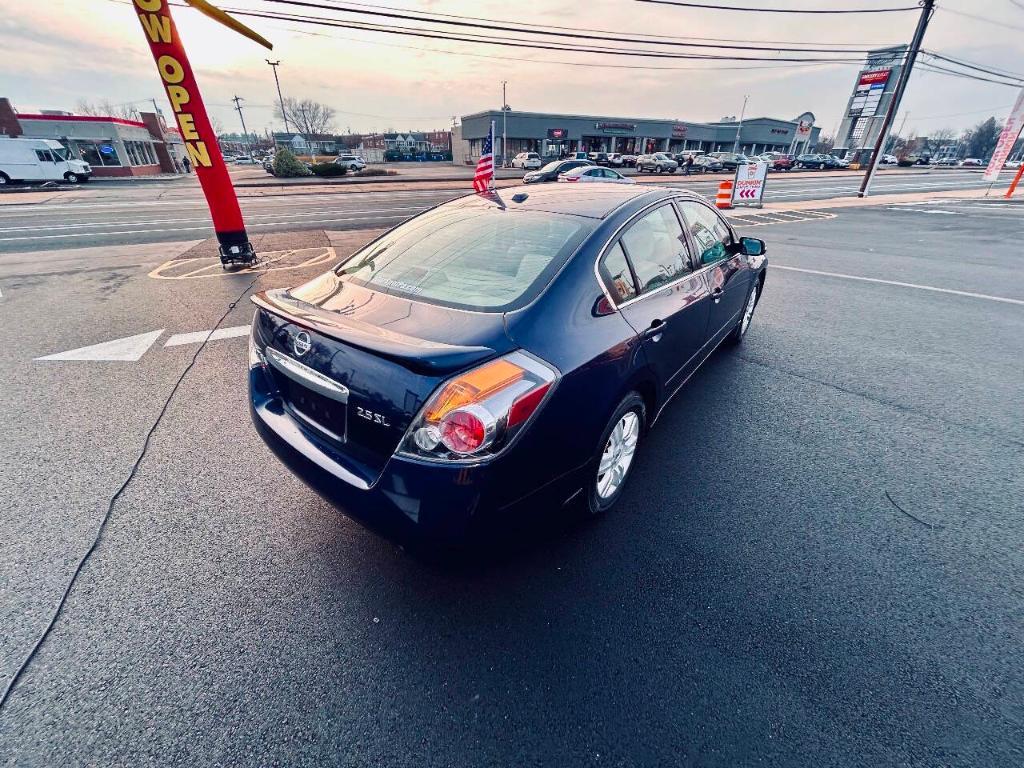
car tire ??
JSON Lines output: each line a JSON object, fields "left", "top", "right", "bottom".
{"left": 728, "top": 279, "right": 760, "bottom": 345}
{"left": 818, "top": 163, "right": 825, "bottom": 170}
{"left": 0, "top": 172, "right": 9, "bottom": 185}
{"left": 64, "top": 172, "right": 81, "bottom": 184}
{"left": 586, "top": 392, "right": 646, "bottom": 516}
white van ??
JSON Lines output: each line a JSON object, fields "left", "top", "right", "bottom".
{"left": 0, "top": 138, "right": 92, "bottom": 185}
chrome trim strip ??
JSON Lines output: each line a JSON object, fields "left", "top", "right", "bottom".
{"left": 265, "top": 347, "right": 350, "bottom": 403}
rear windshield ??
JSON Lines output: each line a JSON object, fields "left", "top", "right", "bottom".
{"left": 335, "top": 205, "right": 592, "bottom": 312}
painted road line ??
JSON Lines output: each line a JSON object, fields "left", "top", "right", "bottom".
{"left": 151, "top": 247, "right": 337, "bottom": 280}
{"left": 0, "top": 204, "right": 430, "bottom": 234}
{"left": 885, "top": 208, "right": 962, "bottom": 214}
{"left": 0, "top": 213, "right": 416, "bottom": 243}
{"left": 773, "top": 265, "right": 1024, "bottom": 307}
{"left": 36, "top": 330, "right": 165, "bottom": 361}
{"left": 164, "top": 325, "right": 249, "bottom": 346}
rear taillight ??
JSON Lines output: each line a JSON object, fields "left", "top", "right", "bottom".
{"left": 398, "top": 351, "right": 559, "bottom": 462}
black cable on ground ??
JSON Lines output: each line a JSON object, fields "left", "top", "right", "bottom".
{"left": 0, "top": 273, "right": 262, "bottom": 716}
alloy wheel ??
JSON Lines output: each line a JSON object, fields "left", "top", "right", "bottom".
{"left": 596, "top": 411, "right": 640, "bottom": 499}
{"left": 740, "top": 284, "right": 758, "bottom": 336}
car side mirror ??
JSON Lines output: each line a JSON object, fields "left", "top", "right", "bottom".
{"left": 739, "top": 237, "right": 765, "bottom": 256}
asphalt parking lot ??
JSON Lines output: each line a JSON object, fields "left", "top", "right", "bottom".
{"left": 0, "top": 199, "right": 1022, "bottom": 766}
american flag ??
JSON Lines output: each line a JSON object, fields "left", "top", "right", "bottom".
{"left": 473, "top": 121, "right": 495, "bottom": 192}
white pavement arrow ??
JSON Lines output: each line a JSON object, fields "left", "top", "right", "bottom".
{"left": 36, "top": 329, "right": 165, "bottom": 362}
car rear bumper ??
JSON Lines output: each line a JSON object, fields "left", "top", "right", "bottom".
{"left": 250, "top": 367, "right": 556, "bottom": 542}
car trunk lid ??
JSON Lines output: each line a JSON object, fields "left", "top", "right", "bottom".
{"left": 252, "top": 280, "right": 513, "bottom": 483}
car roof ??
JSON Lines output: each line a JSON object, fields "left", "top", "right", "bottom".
{"left": 452, "top": 184, "right": 699, "bottom": 220}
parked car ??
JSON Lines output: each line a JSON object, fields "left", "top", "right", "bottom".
{"left": 248, "top": 185, "right": 768, "bottom": 541}
{"left": 691, "top": 155, "right": 724, "bottom": 174}
{"left": 1005, "top": 159, "right": 1023, "bottom": 170}
{"left": 960, "top": 157, "right": 983, "bottom": 167}
{"left": 0, "top": 137, "right": 92, "bottom": 185}
{"left": 707, "top": 152, "right": 751, "bottom": 171}
{"left": 335, "top": 154, "right": 367, "bottom": 171}
{"left": 794, "top": 153, "right": 832, "bottom": 170}
{"left": 933, "top": 156, "right": 959, "bottom": 166}
{"left": 620, "top": 154, "right": 638, "bottom": 167}
{"left": 235, "top": 155, "right": 257, "bottom": 165}
{"left": 758, "top": 152, "right": 793, "bottom": 171}
{"left": 831, "top": 155, "right": 850, "bottom": 168}
{"left": 636, "top": 153, "right": 678, "bottom": 173}
{"left": 558, "top": 166, "right": 635, "bottom": 184}
{"left": 879, "top": 154, "right": 898, "bottom": 165}
{"left": 588, "top": 152, "right": 612, "bottom": 166}
{"left": 897, "top": 154, "right": 927, "bottom": 167}
{"left": 263, "top": 158, "right": 275, "bottom": 175}
{"left": 607, "top": 153, "right": 625, "bottom": 167}
{"left": 511, "top": 152, "right": 542, "bottom": 170}
{"left": 523, "top": 159, "right": 593, "bottom": 183}
{"left": 571, "top": 151, "right": 589, "bottom": 160}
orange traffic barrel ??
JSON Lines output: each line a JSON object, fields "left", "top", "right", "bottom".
{"left": 715, "top": 180, "right": 734, "bottom": 209}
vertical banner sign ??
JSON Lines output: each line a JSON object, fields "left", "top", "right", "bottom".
{"left": 132, "top": 0, "right": 255, "bottom": 263}
{"left": 732, "top": 161, "right": 768, "bottom": 208}
{"left": 983, "top": 86, "right": 1024, "bottom": 183}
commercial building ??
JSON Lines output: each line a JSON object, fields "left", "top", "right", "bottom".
{"left": 453, "top": 109, "right": 820, "bottom": 164}
{"left": 834, "top": 46, "right": 907, "bottom": 158}
{"left": 0, "top": 98, "right": 185, "bottom": 176}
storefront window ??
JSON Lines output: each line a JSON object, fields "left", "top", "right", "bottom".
{"left": 98, "top": 142, "right": 122, "bottom": 166}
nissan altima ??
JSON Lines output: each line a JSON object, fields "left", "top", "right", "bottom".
{"left": 249, "top": 184, "right": 766, "bottom": 541}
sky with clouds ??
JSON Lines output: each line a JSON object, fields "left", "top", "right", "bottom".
{"left": 2, "top": 0, "right": 1023, "bottom": 138}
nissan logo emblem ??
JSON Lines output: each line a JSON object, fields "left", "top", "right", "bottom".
{"left": 292, "top": 331, "right": 312, "bottom": 357}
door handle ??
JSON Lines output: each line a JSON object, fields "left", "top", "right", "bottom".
{"left": 642, "top": 319, "right": 665, "bottom": 341}
{"left": 711, "top": 287, "right": 724, "bottom": 304}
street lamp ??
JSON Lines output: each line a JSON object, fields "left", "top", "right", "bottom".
{"left": 501, "top": 80, "right": 508, "bottom": 167}
{"left": 732, "top": 95, "right": 749, "bottom": 154}
{"left": 266, "top": 59, "right": 289, "bottom": 133}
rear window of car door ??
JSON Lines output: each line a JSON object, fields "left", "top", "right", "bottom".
{"left": 678, "top": 201, "right": 733, "bottom": 267}
{"left": 618, "top": 204, "right": 692, "bottom": 293}
{"left": 598, "top": 242, "right": 638, "bottom": 303}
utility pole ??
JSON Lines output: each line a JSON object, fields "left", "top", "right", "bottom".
{"left": 232, "top": 95, "right": 251, "bottom": 158}
{"left": 266, "top": 59, "right": 289, "bottom": 133}
{"left": 501, "top": 80, "right": 508, "bottom": 167}
{"left": 859, "top": 0, "right": 934, "bottom": 197}
{"left": 732, "top": 95, "right": 749, "bottom": 153}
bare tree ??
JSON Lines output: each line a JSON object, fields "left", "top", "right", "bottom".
{"left": 814, "top": 134, "right": 835, "bottom": 153}
{"left": 75, "top": 99, "right": 138, "bottom": 120}
{"left": 274, "top": 97, "right": 336, "bottom": 135}
{"left": 929, "top": 127, "right": 957, "bottom": 144}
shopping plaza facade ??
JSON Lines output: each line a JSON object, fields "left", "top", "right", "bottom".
{"left": 454, "top": 109, "right": 820, "bottom": 164}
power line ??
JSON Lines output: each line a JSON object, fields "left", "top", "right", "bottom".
{"left": 923, "top": 51, "right": 1024, "bottom": 82}
{"left": 319, "top": 0, "right": 905, "bottom": 46}
{"left": 912, "top": 103, "right": 1015, "bottom": 120}
{"left": 284, "top": 25, "right": 860, "bottom": 72}
{"left": 938, "top": 6, "right": 1024, "bottom": 33}
{"left": 261, "top": 0, "right": 886, "bottom": 52}
{"left": 226, "top": 7, "right": 870, "bottom": 62}
{"left": 918, "top": 60, "right": 1024, "bottom": 88}
{"left": 636, "top": 0, "right": 918, "bottom": 13}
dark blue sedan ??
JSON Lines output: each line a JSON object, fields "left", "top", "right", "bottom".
{"left": 249, "top": 184, "right": 766, "bottom": 541}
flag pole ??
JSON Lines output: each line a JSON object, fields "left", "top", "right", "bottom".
{"left": 488, "top": 120, "right": 496, "bottom": 190}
